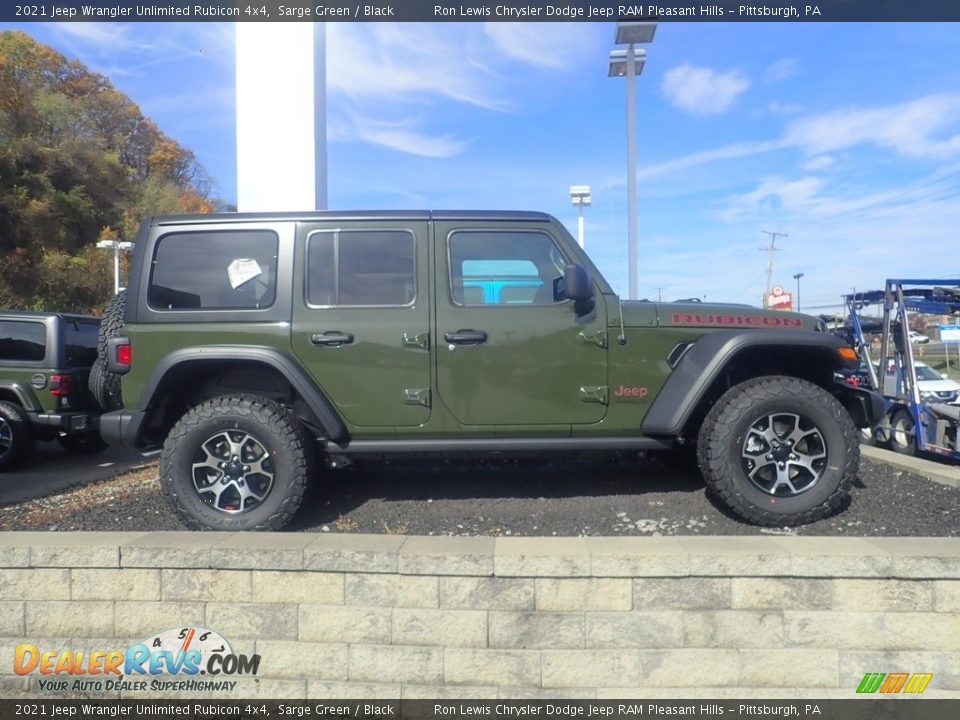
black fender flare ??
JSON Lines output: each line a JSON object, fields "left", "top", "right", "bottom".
{"left": 642, "top": 330, "right": 849, "bottom": 436}
{"left": 138, "top": 346, "right": 348, "bottom": 441}
{"left": 0, "top": 381, "right": 42, "bottom": 412}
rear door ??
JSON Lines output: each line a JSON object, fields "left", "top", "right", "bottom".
{"left": 291, "top": 221, "right": 431, "bottom": 429}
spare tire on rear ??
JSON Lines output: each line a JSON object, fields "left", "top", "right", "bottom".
{"left": 88, "top": 357, "right": 123, "bottom": 411}
{"left": 98, "top": 289, "right": 126, "bottom": 357}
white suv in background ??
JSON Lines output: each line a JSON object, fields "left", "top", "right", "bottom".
{"left": 877, "top": 360, "right": 960, "bottom": 404}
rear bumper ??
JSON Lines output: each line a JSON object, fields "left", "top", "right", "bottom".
{"left": 31, "top": 412, "right": 94, "bottom": 433}
{"left": 99, "top": 410, "right": 146, "bottom": 449}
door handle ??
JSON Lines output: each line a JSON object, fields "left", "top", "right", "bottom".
{"left": 311, "top": 331, "right": 355, "bottom": 347}
{"left": 444, "top": 330, "right": 487, "bottom": 345}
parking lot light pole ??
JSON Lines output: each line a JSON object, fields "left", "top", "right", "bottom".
{"left": 570, "top": 185, "right": 592, "bottom": 248}
{"left": 96, "top": 240, "right": 135, "bottom": 296}
{"left": 793, "top": 272, "right": 804, "bottom": 312}
{"left": 610, "top": 21, "right": 656, "bottom": 300}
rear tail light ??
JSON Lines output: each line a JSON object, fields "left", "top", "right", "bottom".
{"left": 50, "top": 374, "right": 73, "bottom": 396}
{"left": 117, "top": 343, "right": 132, "bottom": 366}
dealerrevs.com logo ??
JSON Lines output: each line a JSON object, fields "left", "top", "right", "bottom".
{"left": 14, "top": 626, "right": 260, "bottom": 693}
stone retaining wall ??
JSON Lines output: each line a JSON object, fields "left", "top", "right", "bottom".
{"left": 0, "top": 533, "right": 958, "bottom": 698}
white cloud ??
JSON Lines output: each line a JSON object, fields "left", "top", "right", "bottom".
{"left": 802, "top": 155, "right": 835, "bottom": 171}
{"left": 482, "top": 23, "right": 588, "bottom": 70}
{"left": 344, "top": 116, "right": 468, "bottom": 158}
{"left": 769, "top": 101, "right": 803, "bottom": 115}
{"left": 637, "top": 139, "right": 788, "bottom": 181}
{"left": 722, "top": 176, "right": 825, "bottom": 221}
{"left": 638, "top": 93, "right": 960, "bottom": 182}
{"left": 785, "top": 94, "right": 960, "bottom": 158}
{"left": 326, "top": 24, "right": 508, "bottom": 111}
{"left": 764, "top": 58, "right": 799, "bottom": 83}
{"left": 51, "top": 22, "right": 148, "bottom": 51}
{"left": 662, "top": 64, "right": 750, "bottom": 115}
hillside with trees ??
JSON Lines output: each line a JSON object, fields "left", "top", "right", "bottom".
{"left": 0, "top": 31, "right": 218, "bottom": 314}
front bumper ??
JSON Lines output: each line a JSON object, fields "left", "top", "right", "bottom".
{"left": 99, "top": 410, "right": 146, "bottom": 449}
{"left": 836, "top": 386, "right": 885, "bottom": 428}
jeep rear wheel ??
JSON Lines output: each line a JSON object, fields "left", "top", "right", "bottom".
{"left": 0, "top": 401, "right": 36, "bottom": 472}
{"left": 160, "top": 395, "right": 309, "bottom": 531}
{"left": 697, "top": 376, "right": 857, "bottom": 526}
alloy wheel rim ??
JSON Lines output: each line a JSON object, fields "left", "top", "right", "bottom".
{"left": 191, "top": 429, "right": 275, "bottom": 514}
{"left": 740, "top": 412, "right": 828, "bottom": 497}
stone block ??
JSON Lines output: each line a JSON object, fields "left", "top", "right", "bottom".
{"left": 440, "top": 577, "right": 534, "bottom": 611}
{"left": 536, "top": 579, "right": 631, "bottom": 612}
{"left": 489, "top": 611, "right": 583, "bottom": 649}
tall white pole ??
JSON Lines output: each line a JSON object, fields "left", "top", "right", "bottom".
{"left": 113, "top": 243, "right": 120, "bottom": 295}
{"left": 626, "top": 43, "right": 638, "bottom": 301}
{"left": 577, "top": 207, "right": 585, "bottom": 248}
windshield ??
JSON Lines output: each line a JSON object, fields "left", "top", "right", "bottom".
{"left": 915, "top": 365, "right": 944, "bottom": 381}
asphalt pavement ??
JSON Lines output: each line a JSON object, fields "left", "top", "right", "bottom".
{"left": 0, "top": 441, "right": 151, "bottom": 505}
{"left": 0, "top": 452, "right": 956, "bottom": 536}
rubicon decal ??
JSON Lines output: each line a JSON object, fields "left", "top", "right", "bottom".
{"left": 671, "top": 313, "right": 803, "bottom": 328}
{"left": 14, "top": 626, "right": 260, "bottom": 692}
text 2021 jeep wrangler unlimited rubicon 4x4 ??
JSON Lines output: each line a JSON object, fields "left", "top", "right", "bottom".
{"left": 96, "top": 211, "right": 882, "bottom": 531}
{"left": 0, "top": 311, "right": 107, "bottom": 470}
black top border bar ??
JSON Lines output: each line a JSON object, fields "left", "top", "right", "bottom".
{"left": 4, "top": 0, "right": 960, "bottom": 23}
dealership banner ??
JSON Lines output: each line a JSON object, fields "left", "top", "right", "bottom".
{"left": 5, "top": 0, "right": 960, "bottom": 23}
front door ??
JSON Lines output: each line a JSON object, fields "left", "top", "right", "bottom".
{"left": 292, "top": 221, "right": 431, "bottom": 429}
{"left": 434, "top": 222, "right": 608, "bottom": 427}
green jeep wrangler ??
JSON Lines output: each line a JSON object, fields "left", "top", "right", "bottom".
{"left": 97, "top": 211, "right": 882, "bottom": 531}
{"left": 0, "top": 311, "right": 107, "bottom": 470}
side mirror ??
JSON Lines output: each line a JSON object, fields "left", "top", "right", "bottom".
{"left": 943, "top": 373, "right": 949, "bottom": 380}
{"left": 562, "top": 264, "right": 593, "bottom": 302}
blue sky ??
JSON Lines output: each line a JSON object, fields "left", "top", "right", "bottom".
{"left": 4, "top": 21, "right": 960, "bottom": 312}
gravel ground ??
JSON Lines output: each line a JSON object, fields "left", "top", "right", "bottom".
{"left": 0, "top": 455, "right": 957, "bottom": 536}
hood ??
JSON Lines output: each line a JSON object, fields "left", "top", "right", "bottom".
{"left": 618, "top": 300, "right": 819, "bottom": 331}
{"left": 917, "top": 379, "right": 960, "bottom": 393}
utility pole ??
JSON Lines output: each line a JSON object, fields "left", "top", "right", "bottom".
{"left": 759, "top": 230, "right": 787, "bottom": 308}
{"left": 655, "top": 287, "right": 664, "bottom": 302}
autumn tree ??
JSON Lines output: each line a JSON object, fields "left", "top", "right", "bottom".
{"left": 0, "top": 31, "right": 217, "bottom": 313}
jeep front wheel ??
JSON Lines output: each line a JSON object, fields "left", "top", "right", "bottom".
{"left": 697, "top": 376, "right": 857, "bottom": 526}
{"left": 160, "top": 395, "right": 309, "bottom": 531}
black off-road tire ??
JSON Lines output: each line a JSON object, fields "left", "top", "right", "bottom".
{"left": 0, "top": 401, "right": 36, "bottom": 472}
{"left": 696, "top": 376, "right": 858, "bottom": 527}
{"left": 888, "top": 408, "right": 916, "bottom": 455}
{"left": 161, "top": 394, "right": 309, "bottom": 531}
{"left": 98, "top": 289, "right": 126, "bottom": 357}
{"left": 88, "top": 358, "right": 123, "bottom": 412}
{"left": 58, "top": 431, "right": 108, "bottom": 455}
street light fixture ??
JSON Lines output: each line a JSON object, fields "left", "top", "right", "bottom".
{"left": 569, "top": 185, "right": 592, "bottom": 249}
{"left": 793, "top": 272, "right": 805, "bottom": 312}
{"left": 96, "top": 239, "right": 135, "bottom": 296}
{"left": 610, "top": 21, "right": 656, "bottom": 300}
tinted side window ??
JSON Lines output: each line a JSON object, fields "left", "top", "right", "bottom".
{"left": 0, "top": 321, "right": 46, "bottom": 362}
{"left": 449, "top": 231, "right": 567, "bottom": 306}
{"left": 307, "top": 230, "right": 415, "bottom": 307}
{"left": 64, "top": 319, "right": 99, "bottom": 368}
{"left": 149, "top": 230, "right": 279, "bottom": 310}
